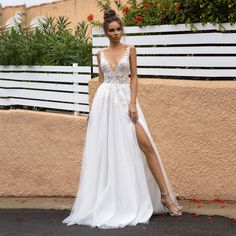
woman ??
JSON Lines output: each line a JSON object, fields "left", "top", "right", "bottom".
{"left": 62, "top": 9, "right": 183, "bottom": 229}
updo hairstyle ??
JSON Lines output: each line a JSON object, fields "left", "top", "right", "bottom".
{"left": 103, "top": 9, "right": 124, "bottom": 35}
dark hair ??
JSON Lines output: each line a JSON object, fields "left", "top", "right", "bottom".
{"left": 103, "top": 9, "right": 123, "bottom": 35}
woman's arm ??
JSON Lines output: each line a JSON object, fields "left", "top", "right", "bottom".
{"left": 129, "top": 45, "right": 138, "bottom": 123}
{"left": 87, "top": 51, "right": 105, "bottom": 124}
{"left": 97, "top": 51, "right": 104, "bottom": 85}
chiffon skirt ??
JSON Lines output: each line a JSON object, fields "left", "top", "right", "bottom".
{"left": 62, "top": 82, "right": 183, "bottom": 229}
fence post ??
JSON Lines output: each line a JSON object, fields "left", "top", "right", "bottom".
{"left": 73, "top": 63, "right": 79, "bottom": 116}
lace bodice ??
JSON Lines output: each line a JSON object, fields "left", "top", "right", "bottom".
{"left": 97, "top": 45, "right": 132, "bottom": 106}
{"left": 100, "top": 46, "right": 130, "bottom": 84}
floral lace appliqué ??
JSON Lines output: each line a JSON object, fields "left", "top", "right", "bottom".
{"left": 100, "top": 46, "right": 130, "bottom": 84}
{"left": 99, "top": 46, "right": 132, "bottom": 106}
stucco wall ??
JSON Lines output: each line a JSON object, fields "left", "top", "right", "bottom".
{"left": 0, "top": 78, "right": 235, "bottom": 199}
{"left": 0, "top": 109, "right": 87, "bottom": 197}
{"left": 1, "top": 0, "right": 125, "bottom": 32}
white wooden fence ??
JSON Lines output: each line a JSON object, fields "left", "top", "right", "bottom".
{"left": 92, "top": 23, "right": 236, "bottom": 78}
{"left": 0, "top": 64, "right": 91, "bottom": 114}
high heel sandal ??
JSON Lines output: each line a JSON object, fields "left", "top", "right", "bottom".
{"left": 160, "top": 191, "right": 182, "bottom": 216}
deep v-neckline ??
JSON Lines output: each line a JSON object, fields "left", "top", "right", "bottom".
{"left": 102, "top": 46, "right": 129, "bottom": 73}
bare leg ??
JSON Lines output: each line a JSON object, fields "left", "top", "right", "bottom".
{"left": 134, "top": 121, "right": 180, "bottom": 214}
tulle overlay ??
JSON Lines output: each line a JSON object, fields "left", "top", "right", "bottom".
{"left": 62, "top": 45, "right": 183, "bottom": 229}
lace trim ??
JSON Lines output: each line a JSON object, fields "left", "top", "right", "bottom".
{"left": 101, "top": 46, "right": 130, "bottom": 73}
{"left": 100, "top": 46, "right": 130, "bottom": 84}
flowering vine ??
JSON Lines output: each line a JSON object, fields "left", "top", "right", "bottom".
{"left": 86, "top": 0, "right": 236, "bottom": 29}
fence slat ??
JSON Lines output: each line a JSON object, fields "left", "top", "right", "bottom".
{"left": 93, "top": 33, "right": 236, "bottom": 46}
{"left": 0, "top": 65, "right": 91, "bottom": 73}
{"left": 92, "top": 23, "right": 236, "bottom": 35}
{"left": 0, "top": 98, "right": 89, "bottom": 112}
{"left": 0, "top": 88, "right": 89, "bottom": 104}
{"left": 0, "top": 80, "right": 88, "bottom": 93}
{"left": 93, "top": 66, "right": 236, "bottom": 77}
{"left": 0, "top": 72, "right": 90, "bottom": 83}
{"left": 93, "top": 46, "right": 236, "bottom": 55}
{"left": 93, "top": 56, "right": 236, "bottom": 68}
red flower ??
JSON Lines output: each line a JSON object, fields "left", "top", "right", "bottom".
{"left": 87, "top": 14, "right": 94, "bottom": 21}
{"left": 122, "top": 6, "right": 129, "bottom": 14}
{"left": 134, "top": 15, "right": 143, "bottom": 24}
{"left": 213, "top": 198, "right": 225, "bottom": 203}
{"left": 173, "top": 2, "right": 183, "bottom": 10}
{"left": 190, "top": 198, "right": 202, "bottom": 203}
{"left": 143, "top": 2, "right": 151, "bottom": 7}
{"left": 137, "top": 15, "right": 143, "bottom": 21}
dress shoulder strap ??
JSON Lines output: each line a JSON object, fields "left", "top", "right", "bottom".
{"left": 99, "top": 49, "right": 106, "bottom": 63}
{"left": 126, "top": 45, "right": 130, "bottom": 52}
{"left": 100, "top": 49, "right": 104, "bottom": 58}
{"left": 128, "top": 46, "right": 132, "bottom": 61}
{"left": 126, "top": 45, "right": 131, "bottom": 57}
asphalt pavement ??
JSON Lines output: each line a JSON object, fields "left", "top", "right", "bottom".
{"left": 0, "top": 197, "right": 235, "bottom": 236}
{"left": 0, "top": 208, "right": 235, "bottom": 236}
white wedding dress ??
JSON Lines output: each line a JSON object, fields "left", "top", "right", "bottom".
{"left": 62, "top": 45, "right": 183, "bottom": 229}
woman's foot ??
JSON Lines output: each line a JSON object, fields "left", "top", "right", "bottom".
{"left": 160, "top": 191, "right": 182, "bottom": 216}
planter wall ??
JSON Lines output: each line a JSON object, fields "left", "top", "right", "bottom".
{"left": 0, "top": 78, "right": 235, "bottom": 199}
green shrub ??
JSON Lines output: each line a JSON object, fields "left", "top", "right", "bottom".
{"left": 0, "top": 15, "right": 92, "bottom": 66}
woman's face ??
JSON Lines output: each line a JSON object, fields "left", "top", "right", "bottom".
{"left": 106, "top": 21, "right": 123, "bottom": 42}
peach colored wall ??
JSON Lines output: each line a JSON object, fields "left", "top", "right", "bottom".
{"left": 1, "top": 0, "right": 126, "bottom": 32}
{"left": 1, "top": 5, "right": 26, "bottom": 27}
{"left": 0, "top": 109, "right": 87, "bottom": 197}
{"left": 0, "top": 78, "right": 235, "bottom": 200}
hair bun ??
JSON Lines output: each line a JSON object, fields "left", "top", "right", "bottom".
{"left": 104, "top": 9, "right": 116, "bottom": 20}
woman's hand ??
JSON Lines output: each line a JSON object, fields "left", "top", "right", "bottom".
{"left": 129, "top": 102, "right": 138, "bottom": 123}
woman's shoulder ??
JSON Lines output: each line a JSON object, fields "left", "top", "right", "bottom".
{"left": 126, "top": 45, "right": 136, "bottom": 55}
{"left": 126, "top": 44, "right": 135, "bottom": 49}
{"left": 97, "top": 48, "right": 105, "bottom": 56}
{"left": 97, "top": 47, "right": 109, "bottom": 57}
{"left": 126, "top": 45, "right": 136, "bottom": 54}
